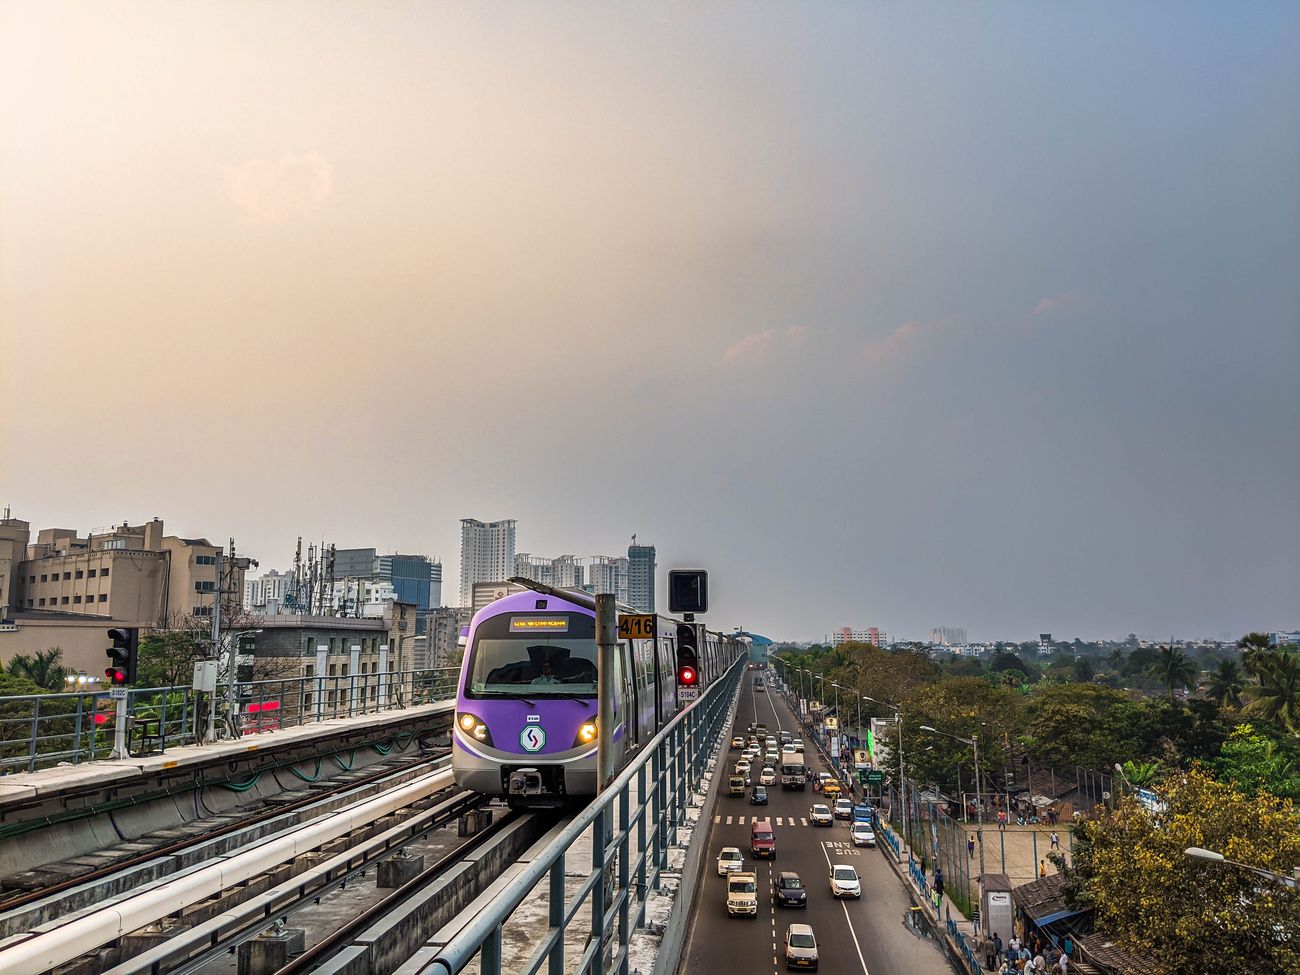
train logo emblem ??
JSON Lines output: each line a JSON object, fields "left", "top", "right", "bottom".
{"left": 520, "top": 726, "right": 547, "bottom": 752}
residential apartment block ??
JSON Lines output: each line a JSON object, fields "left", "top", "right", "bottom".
{"left": 459, "top": 519, "right": 516, "bottom": 607}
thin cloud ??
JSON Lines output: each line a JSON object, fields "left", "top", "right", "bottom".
{"left": 1032, "top": 291, "right": 1080, "bottom": 317}
{"left": 723, "top": 326, "right": 811, "bottom": 365}
{"left": 862, "top": 321, "right": 919, "bottom": 364}
{"left": 223, "top": 151, "right": 333, "bottom": 222}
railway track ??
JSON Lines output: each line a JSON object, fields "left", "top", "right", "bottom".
{"left": 0, "top": 764, "right": 468, "bottom": 975}
{"left": 0, "top": 746, "right": 449, "bottom": 920}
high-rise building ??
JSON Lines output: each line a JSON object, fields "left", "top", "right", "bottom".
{"left": 627, "top": 539, "right": 656, "bottom": 613}
{"left": 459, "top": 519, "right": 516, "bottom": 606}
{"left": 327, "top": 548, "right": 441, "bottom": 617}
{"left": 553, "top": 555, "right": 583, "bottom": 589}
{"left": 928, "top": 626, "right": 968, "bottom": 646}
{"left": 584, "top": 556, "right": 629, "bottom": 605}
{"left": 513, "top": 554, "right": 555, "bottom": 586}
{"left": 245, "top": 569, "right": 293, "bottom": 614}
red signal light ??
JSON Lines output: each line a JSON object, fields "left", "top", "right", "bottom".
{"left": 93, "top": 712, "right": 110, "bottom": 726}
{"left": 677, "top": 666, "right": 698, "bottom": 686}
{"left": 106, "top": 667, "right": 128, "bottom": 685}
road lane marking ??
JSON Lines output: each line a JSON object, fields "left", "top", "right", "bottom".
{"left": 714, "top": 815, "right": 721, "bottom": 824}
{"left": 818, "top": 840, "right": 871, "bottom": 974}
{"left": 725, "top": 815, "right": 733, "bottom": 825}
{"left": 801, "top": 817, "right": 808, "bottom": 827}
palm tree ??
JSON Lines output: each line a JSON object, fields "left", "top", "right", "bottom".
{"left": 1108, "top": 647, "right": 1124, "bottom": 671}
{"left": 1249, "top": 651, "right": 1300, "bottom": 733}
{"left": 1238, "top": 632, "right": 1274, "bottom": 677}
{"left": 6, "top": 647, "right": 68, "bottom": 691}
{"left": 1149, "top": 646, "right": 1196, "bottom": 698}
{"left": 1121, "top": 759, "right": 1162, "bottom": 788}
{"left": 1205, "top": 659, "right": 1245, "bottom": 709}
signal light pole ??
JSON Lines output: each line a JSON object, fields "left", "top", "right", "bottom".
{"left": 104, "top": 627, "right": 138, "bottom": 759}
{"left": 595, "top": 593, "right": 617, "bottom": 794}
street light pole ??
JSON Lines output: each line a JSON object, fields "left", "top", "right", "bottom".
{"left": 866, "top": 696, "right": 908, "bottom": 860}
{"left": 1185, "top": 847, "right": 1299, "bottom": 889}
{"left": 921, "top": 725, "right": 986, "bottom": 890}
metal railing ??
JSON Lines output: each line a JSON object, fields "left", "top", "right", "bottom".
{"left": 0, "top": 668, "right": 460, "bottom": 774}
{"left": 429, "top": 655, "right": 746, "bottom": 975}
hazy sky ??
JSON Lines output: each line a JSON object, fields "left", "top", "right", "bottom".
{"left": 3, "top": 2, "right": 1297, "bottom": 642}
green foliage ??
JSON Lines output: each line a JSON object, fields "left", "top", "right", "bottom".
{"left": 1023, "top": 683, "right": 1141, "bottom": 770}
{"left": 1065, "top": 769, "right": 1300, "bottom": 975}
{"left": 1205, "top": 659, "right": 1246, "bottom": 709}
{"left": 4, "top": 648, "right": 68, "bottom": 691}
{"left": 1248, "top": 650, "right": 1300, "bottom": 733}
{"left": 137, "top": 630, "right": 206, "bottom": 688}
{"left": 1119, "top": 759, "right": 1162, "bottom": 787}
{"left": 1149, "top": 645, "right": 1197, "bottom": 698}
{"left": 884, "top": 677, "right": 1021, "bottom": 796}
{"left": 1212, "top": 723, "right": 1300, "bottom": 802}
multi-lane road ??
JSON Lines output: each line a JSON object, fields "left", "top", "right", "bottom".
{"left": 679, "top": 672, "right": 953, "bottom": 975}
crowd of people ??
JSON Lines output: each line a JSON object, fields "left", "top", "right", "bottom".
{"left": 983, "top": 930, "right": 1077, "bottom": 973}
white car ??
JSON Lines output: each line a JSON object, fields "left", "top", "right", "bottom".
{"left": 834, "top": 799, "right": 854, "bottom": 820}
{"left": 792, "top": 741, "right": 805, "bottom": 753}
{"left": 766, "top": 737, "right": 778, "bottom": 749}
{"left": 809, "top": 804, "right": 833, "bottom": 827}
{"left": 850, "top": 821, "right": 877, "bottom": 847}
{"left": 735, "top": 759, "right": 751, "bottom": 776}
{"left": 782, "top": 744, "right": 797, "bottom": 755}
{"left": 717, "top": 847, "right": 744, "bottom": 875}
{"left": 760, "top": 766, "right": 778, "bottom": 786}
{"left": 829, "top": 863, "right": 861, "bottom": 898}
{"left": 766, "top": 750, "right": 781, "bottom": 765}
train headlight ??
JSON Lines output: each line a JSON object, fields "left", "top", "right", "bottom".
{"left": 456, "top": 712, "right": 493, "bottom": 746}
{"left": 576, "top": 718, "right": 598, "bottom": 745}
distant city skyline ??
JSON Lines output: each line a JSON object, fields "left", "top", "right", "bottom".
{"left": 3, "top": 3, "right": 1296, "bottom": 639}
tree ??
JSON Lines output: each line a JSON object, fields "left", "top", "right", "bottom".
{"left": 1062, "top": 768, "right": 1300, "bottom": 975}
{"left": 885, "top": 677, "right": 1021, "bottom": 796}
{"left": 1205, "top": 659, "right": 1246, "bottom": 709}
{"left": 5, "top": 648, "right": 68, "bottom": 691}
{"left": 136, "top": 628, "right": 208, "bottom": 688}
{"left": 1107, "top": 647, "right": 1125, "bottom": 671}
{"left": 990, "top": 650, "right": 1031, "bottom": 675}
{"left": 1212, "top": 724, "right": 1300, "bottom": 802}
{"left": 1149, "top": 645, "right": 1196, "bottom": 698}
{"left": 1022, "top": 683, "right": 1140, "bottom": 771}
{"left": 1249, "top": 651, "right": 1300, "bottom": 733}
{"left": 1238, "top": 631, "right": 1274, "bottom": 675}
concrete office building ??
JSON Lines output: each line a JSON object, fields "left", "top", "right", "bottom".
{"left": 627, "top": 540, "right": 656, "bottom": 613}
{"left": 425, "top": 606, "right": 475, "bottom": 668}
{"left": 459, "top": 519, "right": 516, "bottom": 606}
{"left": 0, "top": 514, "right": 249, "bottom": 674}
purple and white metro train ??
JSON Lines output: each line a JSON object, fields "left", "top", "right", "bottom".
{"left": 452, "top": 586, "right": 746, "bottom": 807}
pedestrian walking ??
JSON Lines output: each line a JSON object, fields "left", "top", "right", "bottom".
{"left": 993, "top": 932, "right": 1004, "bottom": 967}
{"left": 1039, "top": 859, "right": 1048, "bottom": 878}
{"left": 968, "top": 833, "right": 976, "bottom": 858}
{"left": 934, "top": 866, "right": 945, "bottom": 900}
{"left": 984, "top": 936, "right": 997, "bottom": 971}
{"left": 1062, "top": 935, "right": 1074, "bottom": 958}
{"left": 998, "top": 810, "right": 1007, "bottom": 831}
{"left": 1050, "top": 831, "right": 1060, "bottom": 851}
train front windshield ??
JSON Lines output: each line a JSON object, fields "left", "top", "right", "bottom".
{"left": 466, "top": 611, "right": 598, "bottom": 697}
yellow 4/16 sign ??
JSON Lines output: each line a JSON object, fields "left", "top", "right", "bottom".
{"left": 618, "top": 614, "right": 655, "bottom": 639}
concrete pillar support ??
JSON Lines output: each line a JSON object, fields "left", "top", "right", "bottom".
{"left": 237, "top": 927, "right": 306, "bottom": 975}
